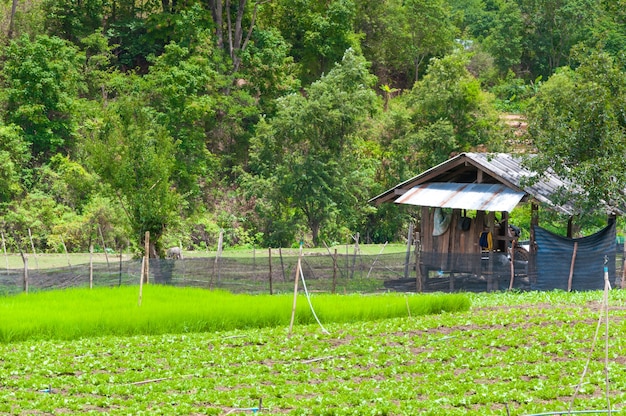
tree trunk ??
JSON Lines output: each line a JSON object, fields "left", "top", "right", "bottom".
{"left": 8, "top": 0, "right": 18, "bottom": 40}
{"left": 311, "top": 221, "right": 320, "bottom": 247}
{"left": 209, "top": 0, "right": 224, "bottom": 49}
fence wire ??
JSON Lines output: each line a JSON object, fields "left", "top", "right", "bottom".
{"left": 0, "top": 246, "right": 624, "bottom": 296}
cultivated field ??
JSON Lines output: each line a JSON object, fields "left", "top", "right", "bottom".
{"left": 1, "top": 288, "right": 625, "bottom": 415}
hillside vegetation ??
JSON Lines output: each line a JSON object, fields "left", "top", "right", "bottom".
{"left": 0, "top": 0, "right": 625, "bottom": 256}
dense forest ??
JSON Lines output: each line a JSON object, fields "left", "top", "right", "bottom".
{"left": 0, "top": 0, "right": 625, "bottom": 256}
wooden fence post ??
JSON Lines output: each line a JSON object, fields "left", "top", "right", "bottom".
{"left": 138, "top": 257, "right": 144, "bottom": 306}
{"left": 89, "top": 244, "right": 94, "bottom": 289}
{"left": 332, "top": 248, "right": 338, "bottom": 294}
{"left": 1, "top": 230, "right": 8, "bottom": 274}
{"left": 268, "top": 247, "right": 273, "bottom": 295}
{"left": 144, "top": 231, "right": 150, "bottom": 284}
{"left": 22, "top": 255, "right": 28, "bottom": 293}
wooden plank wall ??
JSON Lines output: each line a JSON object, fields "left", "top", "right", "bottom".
{"left": 419, "top": 207, "right": 487, "bottom": 274}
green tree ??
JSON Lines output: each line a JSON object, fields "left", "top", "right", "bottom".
{"left": 244, "top": 48, "right": 378, "bottom": 246}
{"left": 407, "top": 52, "right": 505, "bottom": 153}
{"left": 87, "top": 91, "right": 182, "bottom": 256}
{"left": 35, "top": 154, "right": 95, "bottom": 212}
{"left": 402, "top": 0, "right": 456, "bottom": 83}
{"left": 0, "top": 123, "right": 30, "bottom": 204}
{"left": 1, "top": 35, "right": 85, "bottom": 162}
{"left": 526, "top": 48, "right": 626, "bottom": 214}
{"left": 482, "top": 0, "right": 523, "bottom": 75}
{"left": 262, "top": 0, "right": 360, "bottom": 85}
{"left": 518, "top": 0, "right": 601, "bottom": 79}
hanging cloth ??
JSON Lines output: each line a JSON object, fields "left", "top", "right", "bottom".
{"left": 479, "top": 231, "right": 493, "bottom": 250}
{"left": 432, "top": 207, "right": 452, "bottom": 236}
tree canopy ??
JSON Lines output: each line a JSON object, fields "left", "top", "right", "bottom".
{"left": 0, "top": 0, "right": 625, "bottom": 253}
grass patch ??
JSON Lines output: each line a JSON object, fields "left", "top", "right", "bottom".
{"left": 0, "top": 285, "right": 469, "bottom": 343}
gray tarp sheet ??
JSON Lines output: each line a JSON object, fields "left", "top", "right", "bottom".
{"left": 532, "top": 222, "right": 616, "bottom": 291}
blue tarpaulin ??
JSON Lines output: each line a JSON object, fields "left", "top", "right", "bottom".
{"left": 532, "top": 222, "right": 616, "bottom": 291}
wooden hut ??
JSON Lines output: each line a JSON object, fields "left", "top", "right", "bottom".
{"left": 369, "top": 152, "right": 621, "bottom": 292}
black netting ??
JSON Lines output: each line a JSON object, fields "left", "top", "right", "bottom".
{"left": 0, "top": 240, "right": 623, "bottom": 296}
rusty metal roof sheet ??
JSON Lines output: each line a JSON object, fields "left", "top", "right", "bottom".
{"left": 395, "top": 182, "right": 526, "bottom": 212}
{"left": 369, "top": 152, "right": 583, "bottom": 214}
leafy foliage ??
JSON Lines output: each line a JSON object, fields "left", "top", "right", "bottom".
{"left": 526, "top": 48, "right": 626, "bottom": 215}
{"left": 244, "top": 49, "right": 378, "bottom": 246}
{"left": 1, "top": 0, "right": 626, "bottom": 251}
{"left": 1, "top": 35, "right": 85, "bottom": 161}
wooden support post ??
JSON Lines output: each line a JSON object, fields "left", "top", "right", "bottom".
{"left": 487, "top": 212, "right": 495, "bottom": 291}
{"left": 567, "top": 242, "right": 578, "bottom": 292}
{"left": 529, "top": 203, "right": 539, "bottom": 285}
{"left": 567, "top": 216, "right": 574, "bottom": 238}
{"left": 622, "top": 237, "right": 626, "bottom": 289}
{"left": 415, "top": 232, "right": 422, "bottom": 293}
{"left": 404, "top": 223, "right": 414, "bottom": 279}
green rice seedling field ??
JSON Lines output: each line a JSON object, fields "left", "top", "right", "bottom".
{"left": 1, "top": 288, "right": 625, "bottom": 415}
{"left": 0, "top": 286, "right": 467, "bottom": 342}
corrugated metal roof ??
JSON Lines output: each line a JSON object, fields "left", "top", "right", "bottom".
{"left": 369, "top": 152, "right": 584, "bottom": 214}
{"left": 463, "top": 153, "right": 575, "bottom": 213}
{"left": 395, "top": 182, "right": 526, "bottom": 212}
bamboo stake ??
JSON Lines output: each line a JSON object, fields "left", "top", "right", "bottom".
{"left": 350, "top": 232, "right": 359, "bottom": 279}
{"left": 279, "top": 247, "right": 286, "bottom": 281}
{"left": 332, "top": 248, "right": 338, "bottom": 294}
{"left": 366, "top": 241, "right": 388, "bottom": 278}
{"left": 98, "top": 225, "right": 110, "bottom": 268}
{"left": 268, "top": 248, "right": 273, "bottom": 295}
{"left": 415, "top": 233, "right": 422, "bottom": 293}
{"left": 567, "top": 241, "right": 578, "bottom": 292}
{"left": 138, "top": 257, "right": 145, "bottom": 306}
{"left": 1, "top": 230, "right": 8, "bottom": 274}
{"left": 216, "top": 230, "right": 223, "bottom": 284}
{"left": 144, "top": 231, "right": 150, "bottom": 284}
{"left": 119, "top": 243, "right": 124, "bottom": 286}
{"left": 288, "top": 243, "right": 304, "bottom": 337}
{"left": 404, "top": 224, "right": 414, "bottom": 279}
{"left": 28, "top": 228, "right": 39, "bottom": 270}
{"left": 22, "top": 255, "right": 28, "bottom": 293}
{"left": 89, "top": 244, "right": 94, "bottom": 289}
{"left": 60, "top": 235, "right": 72, "bottom": 268}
